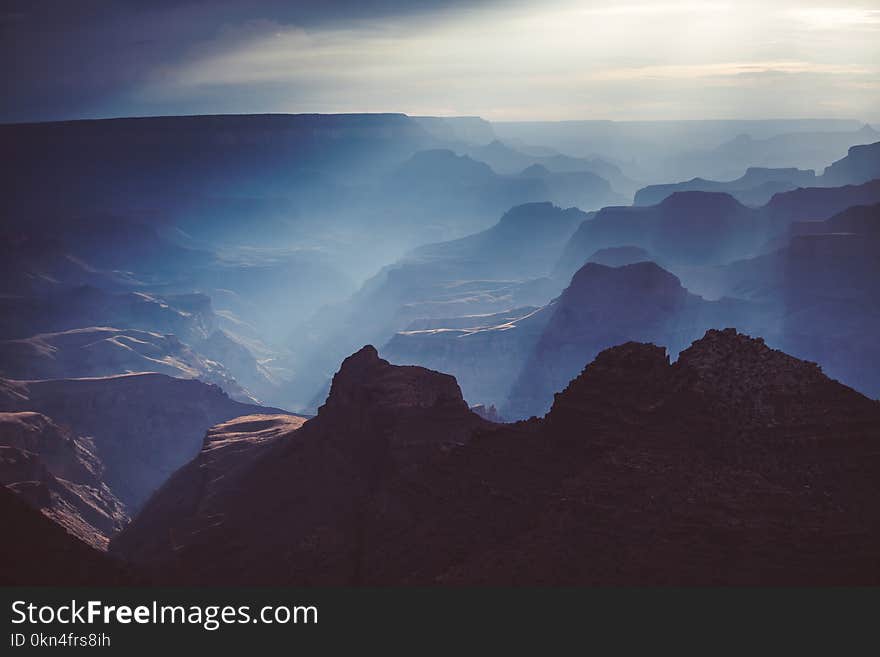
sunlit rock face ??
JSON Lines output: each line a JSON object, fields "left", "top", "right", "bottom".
{"left": 0, "top": 373, "right": 292, "bottom": 512}
{"left": 0, "top": 486, "right": 132, "bottom": 585}
{"left": 0, "top": 411, "right": 126, "bottom": 550}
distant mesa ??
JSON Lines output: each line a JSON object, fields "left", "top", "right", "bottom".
{"left": 821, "top": 140, "right": 880, "bottom": 186}
{"left": 634, "top": 166, "right": 817, "bottom": 207}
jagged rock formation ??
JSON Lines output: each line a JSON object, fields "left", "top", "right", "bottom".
{"left": 0, "top": 286, "right": 218, "bottom": 344}
{"left": 504, "top": 262, "right": 757, "bottom": 419}
{"left": 113, "top": 331, "right": 880, "bottom": 585}
{"left": 111, "top": 347, "right": 489, "bottom": 583}
{"left": 0, "top": 373, "right": 292, "bottom": 511}
{"left": 0, "top": 411, "right": 127, "bottom": 549}
{"left": 0, "top": 486, "right": 132, "bottom": 585}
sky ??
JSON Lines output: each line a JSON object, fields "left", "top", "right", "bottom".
{"left": 2, "top": 0, "right": 879, "bottom": 123}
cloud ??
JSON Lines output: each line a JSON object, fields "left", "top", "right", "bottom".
{"left": 3, "top": 0, "right": 880, "bottom": 121}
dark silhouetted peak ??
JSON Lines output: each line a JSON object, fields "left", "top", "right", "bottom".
{"left": 549, "top": 341, "right": 671, "bottom": 421}
{"left": 339, "top": 343, "right": 381, "bottom": 371}
{"left": 504, "top": 261, "right": 693, "bottom": 420}
{"left": 319, "top": 345, "right": 470, "bottom": 416}
{"left": 670, "top": 328, "right": 880, "bottom": 429}
{"left": 676, "top": 327, "right": 821, "bottom": 390}
{"left": 547, "top": 328, "right": 878, "bottom": 436}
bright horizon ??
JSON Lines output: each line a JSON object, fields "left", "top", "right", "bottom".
{"left": 3, "top": 0, "right": 879, "bottom": 123}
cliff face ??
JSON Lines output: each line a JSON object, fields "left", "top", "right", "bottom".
{"left": 0, "top": 411, "right": 127, "bottom": 549}
{"left": 370, "top": 330, "right": 880, "bottom": 585}
{"left": 114, "top": 331, "right": 880, "bottom": 586}
{"left": 559, "top": 181, "right": 880, "bottom": 284}
{"left": 383, "top": 305, "right": 554, "bottom": 409}
{"left": 111, "top": 347, "right": 488, "bottom": 584}
{"left": 504, "top": 262, "right": 754, "bottom": 420}
{"left": 821, "top": 140, "right": 880, "bottom": 186}
{"left": 0, "top": 486, "right": 132, "bottom": 585}
{"left": 556, "top": 192, "right": 761, "bottom": 280}
{"left": 701, "top": 201, "right": 880, "bottom": 398}
{"left": 0, "top": 113, "right": 432, "bottom": 214}
{"left": 0, "top": 373, "right": 291, "bottom": 511}
{"left": 0, "top": 327, "right": 256, "bottom": 403}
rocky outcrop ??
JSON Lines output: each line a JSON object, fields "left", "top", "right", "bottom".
{"left": 0, "top": 486, "right": 132, "bottom": 585}
{"left": 504, "top": 262, "right": 757, "bottom": 419}
{"left": 370, "top": 331, "right": 880, "bottom": 585}
{"left": 0, "top": 327, "right": 256, "bottom": 403}
{"left": 557, "top": 180, "right": 880, "bottom": 285}
{"left": 634, "top": 167, "right": 817, "bottom": 207}
{"left": 0, "top": 411, "right": 127, "bottom": 549}
{"left": 0, "top": 286, "right": 217, "bottom": 342}
{"left": 0, "top": 373, "right": 293, "bottom": 511}
{"left": 116, "top": 331, "right": 880, "bottom": 585}
{"left": 821, "top": 140, "right": 880, "bottom": 186}
{"left": 111, "top": 347, "right": 489, "bottom": 583}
